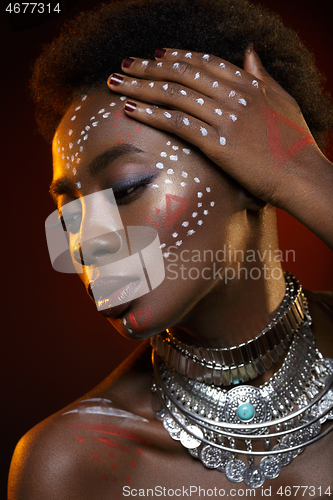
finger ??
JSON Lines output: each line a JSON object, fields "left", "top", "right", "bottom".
{"left": 119, "top": 52, "right": 252, "bottom": 99}
{"left": 122, "top": 99, "right": 227, "bottom": 156}
{"left": 155, "top": 48, "right": 251, "bottom": 83}
{"left": 243, "top": 43, "right": 296, "bottom": 105}
{"left": 107, "top": 73, "right": 244, "bottom": 126}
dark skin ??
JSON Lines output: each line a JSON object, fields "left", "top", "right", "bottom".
{"left": 8, "top": 46, "right": 333, "bottom": 499}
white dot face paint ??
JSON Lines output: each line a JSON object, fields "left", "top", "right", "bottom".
{"left": 182, "top": 221, "right": 189, "bottom": 227}
{"left": 220, "top": 137, "right": 227, "bottom": 146}
{"left": 238, "top": 98, "right": 247, "bottom": 106}
{"left": 215, "top": 109, "right": 222, "bottom": 116}
{"left": 180, "top": 90, "right": 187, "bottom": 96}
{"left": 163, "top": 84, "right": 168, "bottom": 91}
{"left": 142, "top": 60, "right": 149, "bottom": 66}
{"left": 229, "top": 91, "right": 236, "bottom": 98}
{"left": 194, "top": 72, "right": 200, "bottom": 80}
{"left": 187, "top": 230, "right": 195, "bottom": 236}
{"left": 196, "top": 98, "right": 204, "bottom": 105}
{"left": 172, "top": 232, "right": 178, "bottom": 238}
{"left": 161, "top": 152, "right": 167, "bottom": 157}
{"left": 202, "top": 54, "right": 210, "bottom": 60}
{"left": 173, "top": 63, "right": 180, "bottom": 69}
{"left": 131, "top": 80, "right": 138, "bottom": 85}
{"left": 194, "top": 178, "right": 200, "bottom": 183}
{"left": 172, "top": 146, "right": 179, "bottom": 150}
{"left": 200, "top": 127, "right": 208, "bottom": 136}
{"left": 167, "top": 169, "right": 174, "bottom": 174}
{"left": 172, "top": 51, "right": 178, "bottom": 56}
{"left": 71, "top": 115, "right": 76, "bottom": 121}
{"left": 212, "top": 81, "right": 218, "bottom": 88}
{"left": 235, "top": 71, "right": 242, "bottom": 76}
{"left": 183, "top": 148, "right": 191, "bottom": 155}
{"left": 197, "top": 220, "right": 203, "bottom": 225}
{"left": 185, "top": 52, "right": 192, "bottom": 58}
{"left": 156, "top": 162, "right": 164, "bottom": 169}
{"left": 170, "top": 155, "right": 178, "bottom": 161}
{"left": 219, "top": 62, "right": 226, "bottom": 68}
{"left": 183, "top": 118, "right": 190, "bottom": 126}
{"left": 182, "top": 171, "right": 188, "bottom": 178}
{"left": 164, "top": 112, "right": 172, "bottom": 119}
{"left": 252, "top": 80, "right": 259, "bottom": 87}
{"left": 157, "top": 62, "right": 163, "bottom": 67}
{"left": 149, "top": 82, "right": 154, "bottom": 88}
{"left": 229, "top": 114, "right": 237, "bottom": 122}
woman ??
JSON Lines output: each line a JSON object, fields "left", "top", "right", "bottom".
{"left": 8, "top": 0, "right": 333, "bottom": 497}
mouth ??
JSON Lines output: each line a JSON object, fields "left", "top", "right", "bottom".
{"left": 88, "top": 276, "right": 142, "bottom": 317}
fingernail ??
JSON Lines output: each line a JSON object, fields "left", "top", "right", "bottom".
{"left": 122, "top": 57, "right": 134, "bottom": 68}
{"left": 155, "top": 48, "right": 166, "bottom": 59}
{"left": 247, "top": 42, "right": 258, "bottom": 55}
{"left": 108, "top": 74, "right": 124, "bottom": 86}
{"left": 125, "top": 101, "right": 137, "bottom": 112}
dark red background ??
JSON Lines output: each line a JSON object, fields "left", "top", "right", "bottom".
{"left": 2, "top": 0, "right": 333, "bottom": 495}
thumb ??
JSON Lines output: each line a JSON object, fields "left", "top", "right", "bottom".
{"left": 243, "top": 42, "right": 296, "bottom": 104}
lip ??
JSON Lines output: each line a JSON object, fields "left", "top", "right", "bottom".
{"left": 88, "top": 276, "right": 141, "bottom": 318}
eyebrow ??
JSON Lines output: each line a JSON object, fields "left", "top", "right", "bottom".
{"left": 49, "top": 143, "right": 145, "bottom": 203}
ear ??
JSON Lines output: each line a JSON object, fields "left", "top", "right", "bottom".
{"left": 239, "top": 187, "right": 268, "bottom": 212}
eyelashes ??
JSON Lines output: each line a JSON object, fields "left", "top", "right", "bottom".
{"left": 59, "top": 174, "right": 157, "bottom": 233}
{"left": 112, "top": 173, "right": 156, "bottom": 204}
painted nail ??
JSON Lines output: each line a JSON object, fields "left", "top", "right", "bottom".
{"left": 125, "top": 101, "right": 137, "bottom": 112}
{"left": 122, "top": 57, "right": 134, "bottom": 68}
{"left": 108, "top": 74, "right": 123, "bottom": 86}
{"left": 155, "top": 48, "right": 166, "bottom": 59}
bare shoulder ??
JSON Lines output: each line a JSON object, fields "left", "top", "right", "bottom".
{"left": 8, "top": 341, "right": 160, "bottom": 500}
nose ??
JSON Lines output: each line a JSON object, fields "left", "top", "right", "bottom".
{"left": 71, "top": 189, "right": 128, "bottom": 268}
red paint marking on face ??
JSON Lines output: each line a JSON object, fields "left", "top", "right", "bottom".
{"left": 154, "top": 222, "right": 160, "bottom": 227}
{"left": 263, "top": 107, "right": 315, "bottom": 170}
{"left": 164, "top": 194, "right": 189, "bottom": 228}
{"left": 102, "top": 474, "right": 109, "bottom": 481}
{"left": 112, "top": 477, "right": 118, "bottom": 483}
{"left": 113, "top": 109, "right": 128, "bottom": 120}
{"left": 94, "top": 437, "right": 129, "bottom": 452}
{"left": 92, "top": 453, "right": 100, "bottom": 461}
{"left": 127, "top": 133, "right": 132, "bottom": 138}
{"left": 136, "top": 126, "right": 141, "bottom": 132}
{"left": 113, "top": 123, "right": 118, "bottom": 128}
{"left": 126, "top": 476, "right": 132, "bottom": 483}
{"left": 129, "top": 307, "right": 152, "bottom": 333}
{"left": 116, "top": 132, "right": 122, "bottom": 137}
{"left": 75, "top": 435, "right": 85, "bottom": 443}
{"left": 111, "top": 463, "right": 118, "bottom": 470}
{"left": 66, "top": 422, "right": 152, "bottom": 447}
{"left": 131, "top": 461, "right": 137, "bottom": 468}
{"left": 137, "top": 449, "right": 142, "bottom": 455}
{"left": 108, "top": 451, "right": 116, "bottom": 458}
{"left": 118, "top": 140, "right": 124, "bottom": 145}
{"left": 146, "top": 216, "right": 152, "bottom": 223}
{"left": 155, "top": 207, "right": 160, "bottom": 213}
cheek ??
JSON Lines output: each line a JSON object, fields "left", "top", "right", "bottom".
{"left": 139, "top": 139, "right": 216, "bottom": 257}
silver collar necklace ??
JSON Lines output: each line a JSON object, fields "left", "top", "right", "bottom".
{"left": 151, "top": 274, "right": 333, "bottom": 488}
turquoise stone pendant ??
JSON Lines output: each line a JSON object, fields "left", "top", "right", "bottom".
{"left": 237, "top": 403, "right": 255, "bottom": 421}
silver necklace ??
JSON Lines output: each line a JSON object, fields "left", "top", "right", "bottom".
{"left": 151, "top": 287, "right": 333, "bottom": 488}
{"left": 152, "top": 273, "right": 308, "bottom": 385}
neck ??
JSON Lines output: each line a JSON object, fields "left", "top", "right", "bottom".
{"left": 169, "top": 254, "right": 286, "bottom": 349}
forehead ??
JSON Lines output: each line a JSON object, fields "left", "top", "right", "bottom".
{"left": 53, "top": 90, "right": 151, "bottom": 168}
